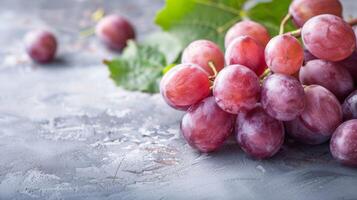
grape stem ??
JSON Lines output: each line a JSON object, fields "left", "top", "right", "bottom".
{"left": 208, "top": 61, "right": 218, "bottom": 80}
{"left": 279, "top": 13, "right": 291, "bottom": 35}
{"left": 287, "top": 17, "right": 357, "bottom": 38}
{"left": 259, "top": 68, "right": 271, "bottom": 83}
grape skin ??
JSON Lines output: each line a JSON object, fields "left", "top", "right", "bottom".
{"left": 339, "top": 51, "right": 357, "bottom": 83}
{"left": 213, "top": 65, "right": 261, "bottom": 114}
{"left": 289, "top": 0, "right": 343, "bottom": 27}
{"left": 302, "top": 14, "right": 356, "bottom": 62}
{"left": 236, "top": 105, "right": 284, "bottom": 159}
{"left": 265, "top": 35, "right": 303, "bottom": 75}
{"left": 181, "top": 96, "right": 236, "bottom": 153}
{"left": 24, "top": 30, "right": 57, "bottom": 63}
{"left": 285, "top": 118, "right": 330, "bottom": 145}
{"left": 330, "top": 119, "right": 357, "bottom": 167}
{"left": 160, "top": 64, "right": 211, "bottom": 110}
{"left": 342, "top": 90, "right": 357, "bottom": 121}
{"left": 303, "top": 49, "right": 317, "bottom": 64}
{"left": 225, "top": 36, "right": 266, "bottom": 76}
{"left": 261, "top": 73, "right": 305, "bottom": 121}
{"left": 224, "top": 20, "right": 270, "bottom": 48}
{"left": 285, "top": 85, "right": 342, "bottom": 145}
{"left": 300, "top": 59, "right": 354, "bottom": 101}
{"left": 181, "top": 40, "right": 224, "bottom": 76}
{"left": 96, "top": 15, "right": 135, "bottom": 51}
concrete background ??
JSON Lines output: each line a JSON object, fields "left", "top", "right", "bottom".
{"left": 0, "top": 0, "right": 356, "bottom": 199}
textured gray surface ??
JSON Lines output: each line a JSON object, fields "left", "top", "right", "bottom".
{"left": 0, "top": 0, "right": 357, "bottom": 199}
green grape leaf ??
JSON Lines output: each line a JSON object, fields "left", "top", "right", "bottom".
{"left": 104, "top": 41, "right": 167, "bottom": 93}
{"left": 143, "top": 31, "right": 183, "bottom": 64}
{"left": 155, "top": 0, "right": 248, "bottom": 48}
{"left": 248, "top": 0, "right": 294, "bottom": 35}
{"left": 155, "top": 0, "right": 294, "bottom": 48}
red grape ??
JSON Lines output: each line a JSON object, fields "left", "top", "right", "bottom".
{"left": 265, "top": 34, "right": 303, "bottom": 75}
{"left": 339, "top": 51, "right": 357, "bottom": 83}
{"left": 300, "top": 59, "right": 354, "bottom": 100}
{"left": 213, "top": 65, "right": 260, "bottom": 114}
{"left": 24, "top": 30, "right": 57, "bottom": 63}
{"left": 261, "top": 73, "right": 305, "bottom": 121}
{"left": 302, "top": 14, "right": 356, "bottom": 62}
{"left": 181, "top": 40, "right": 224, "bottom": 76}
{"left": 285, "top": 85, "right": 342, "bottom": 144}
{"left": 225, "top": 36, "right": 266, "bottom": 76}
{"left": 285, "top": 118, "right": 329, "bottom": 145}
{"left": 330, "top": 119, "right": 357, "bottom": 167}
{"left": 96, "top": 14, "right": 135, "bottom": 51}
{"left": 342, "top": 90, "right": 357, "bottom": 121}
{"left": 224, "top": 20, "right": 270, "bottom": 47}
{"left": 289, "top": 0, "right": 343, "bottom": 27}
{"left": 160, "top": 63, "right": 211, "bottom": 110}
{"left": 181, "top": 96, "right": 235, "bottom": 153}
{"left": 236, "top": 105, "right": 284, "bottom": 159}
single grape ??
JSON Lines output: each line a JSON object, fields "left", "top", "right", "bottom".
{"left": 261, "top": 73, "right": 305, "bottom": 121}
{"left": 289, "top": 0, "right": 343, "bottom": 27}
{"left": 224, "top": 20, "right": 270, "bottom": 48}
{"left": 96, "top": 14, "right": 135, "bottom": 51}
{"left": 160, "top": 63, "right": 211, "bottom": 110}
{"left": 24, "top": 30, "right": 57, "bottom": 63}
{"left": 339, "top": 51, "right": 357, "bottom": 83}
{"left": 236, "top": 105, "right": 284, "bottom": 159}
{"left": 302, "top": 14, "right": 356, "bottom": 62}
{"left": 265, "top": 34, "right": 304, "bottom": 75}
{"left": 213, "top": 65, "right": 260, "bottom": 114}
{"left": 285, "top": 85, "right": 342, "bottom": 145}
{"left": 181, "top": 40, "right": 224, "bottom": 76}
{"left": 342, "top": 90, "right": 357, "bottom": 121}
{"left": 285, "top": 118, "right": 329, "bottom": 145}
{"left": 303, "top": 49, "right": 317, "bottom": 63}
{"left": 181, "top": 96, "right": 236, "bottom": 153}
{"left": 225, "top": 36, "right": 266, "bottom": 76}
{"left": 330, "top": 119, "right": 357, "bottom": 167}
{"left": 300, "top": 59, "right": 354, "bottom": 101}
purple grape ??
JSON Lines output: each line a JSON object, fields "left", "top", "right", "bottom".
{"left": 285, "top": 118, "right": 329, "bottom": 145}
{"left": 330, "top": 119, "right": 357, "bottom": 167}
{"left": 303, "top": 49, "right": 317, "bottom": 63}
{"left": 160, "top": 63, "right": 211, "bottom": 110}
{"left": 236, "top": 105, "right": 284, "bottom": 159}
{"left": 261, "top": 73, "right": 305, "bottom": 121}
{"left": 181, "top": 40, "right": 224, "bottom": 76}
{"left": 300, "top": 59, "right": 354, "bottom": 100}
{"left": 225, "top": 36, "right": 267, "bottom": 76}
{"left": 181, "top": 96, "right": 236, "bottom": 153}
{"left": 224, "top": 20, "right": 270, "bottom": 48}
{"left": 265, "top": 34, "right": 304, "bottom": 75}
{"left": 96, "top": 14, "right": 135, "bottom": 51}
{"left": 342, "top": 90, "right": 357, "bottom": 121}
{"left": 289, "top": 0, "right": 343, "bottom": 27}
{"left": 213, "top": 65, "right": 261, "bottom": 114}
{"left": 302, "top": 14, "right": 356, "bottom": 62}
{"left": 24, "top": 30, "right": 57, "bottom": 63}
{"left": 339, "top": 51, "right": 357, "bottom": 83}
{"left": 285, "top": 85, "right": 342, "bottom": 144}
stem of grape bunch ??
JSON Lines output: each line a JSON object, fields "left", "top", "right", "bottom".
{"left": 279, "top": 13, "right": 291, "bottom": 35}
{"left": 208, "top": 61, "right": 218, "bottom": 80}
{"left": 287, "top": 17, "right": 357, "bottom": 37}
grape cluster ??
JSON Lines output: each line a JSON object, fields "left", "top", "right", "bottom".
{"left": 160, "top": 0, "right": 357, "bottom": 167}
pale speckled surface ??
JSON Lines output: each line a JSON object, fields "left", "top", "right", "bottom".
{"left": 0, "top": 0, "right": 357, "bottom": 199}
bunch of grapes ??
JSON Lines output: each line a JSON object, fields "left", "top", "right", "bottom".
{"left": 161, "top": 0, "right": 357, "bottom": 167}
